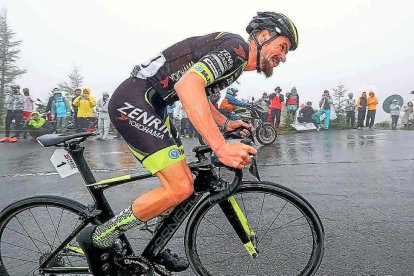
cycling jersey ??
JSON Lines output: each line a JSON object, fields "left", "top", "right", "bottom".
{"left": 110, "top": 32, "right": 249, "bottom": 173}
{"left": 131, "top": 32, "right": 249, "bottom": 104}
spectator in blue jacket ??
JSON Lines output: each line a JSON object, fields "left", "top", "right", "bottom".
{"left": 51, "top": 90, "right": 71, "bottom": 134}
{"left": 219, "top": 88, "right": 249, "bottom": 120}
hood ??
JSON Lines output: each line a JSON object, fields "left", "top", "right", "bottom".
{"left": 83, "top": 88, "right": 91, "bottom": 94}
{"left": 368, "top": 91, "right": 376, "bottom": 97}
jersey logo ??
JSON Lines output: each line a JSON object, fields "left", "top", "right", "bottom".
{"left": 233, "top": 44, "right": 246, "bottom": 59}
{"left": 168, "top": 148, "right": 180, "bottom": 159}
{"left": 117, "top": 113, "right": 129, "bottom": 121}
{"left": 160, "top": 77, "right": 169, "bottom": 88}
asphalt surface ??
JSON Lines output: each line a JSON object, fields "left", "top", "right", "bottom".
{"left": 0, "top": 129, "right": 413, "bottom": 275}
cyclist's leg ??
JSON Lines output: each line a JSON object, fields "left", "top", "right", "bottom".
{"left": 78, "top": 78, "right": 191, "bottom": 273}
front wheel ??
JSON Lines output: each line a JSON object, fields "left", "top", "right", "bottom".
{"left": 185, "top": 181, "right": 324, "bottom": 276}
{"left": 256, "top": 124, "right": 277, "bottom": 145}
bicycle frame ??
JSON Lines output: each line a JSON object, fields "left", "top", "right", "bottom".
{"left": 39, "top": 142, "right": 257, "bottom": 274}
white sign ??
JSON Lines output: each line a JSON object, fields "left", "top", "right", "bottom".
{"left": 291, "top": 123, "right": 317, "bottom": 131}
{"left": 50, "top": 149, "right": 79, "bottom": 178}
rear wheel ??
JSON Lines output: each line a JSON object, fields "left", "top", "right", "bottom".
{"left": 185, "top": 181, "right": 324, "bottom": 276}
{"left": 0, "top": 196, "right": 98, "bottom": 275}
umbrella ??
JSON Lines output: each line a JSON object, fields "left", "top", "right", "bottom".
{"left": 382, "top": 94, "right": 404, "bottom": 113}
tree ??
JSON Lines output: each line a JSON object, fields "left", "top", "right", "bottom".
{"left": 0, "top": 9, "right": 26, "bottom": 125}
{"left": 331, "top": 84, "right": 348, "bottom": 114}
{"left": 58, "top": 65, "right": 83, "bottom": 97}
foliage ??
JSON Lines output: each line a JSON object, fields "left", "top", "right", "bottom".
{"left": 0, "top": 9, "right": 26, "bottom": 125}
{"left": 375, "top": 121, "right": 391, "bottom": 130}
{"left": 331, "top": 84, "right": 348, "bottom": 115}
{"left": 58, "top": 66, "right": 83, "bottom": 97}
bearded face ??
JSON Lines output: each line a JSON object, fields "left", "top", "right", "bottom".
{"left": 261, "top": 57, "right": 274, "bottom": 78}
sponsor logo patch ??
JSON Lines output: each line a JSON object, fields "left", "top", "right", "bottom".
{"left": 233, "top": 44, "right": 246, "bottom": 59}
{"left": 194, "top": 64, "right": 203, "bottom": 72}
{"left": 168, "top": 148, "right": 180, "bottom": 159}
{"left": 160, "top": 77, "right": 169, "bottom": 88}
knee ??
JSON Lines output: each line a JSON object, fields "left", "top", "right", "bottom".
{"left": 166, "top": 177, "right": 194, "bottom": 207}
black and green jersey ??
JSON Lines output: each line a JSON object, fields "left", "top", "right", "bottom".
{"left": 131, "top": 32, "right": 249, "bottom": 104}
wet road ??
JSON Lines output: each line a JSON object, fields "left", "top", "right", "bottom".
{"left": 0, "top": 130, "right": 413, "bottom": 275}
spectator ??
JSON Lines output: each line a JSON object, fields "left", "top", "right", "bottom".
{"left": 45, "top": 88, "right": 59, "bottom": 121}
{"left": 402, "top": 102, "right": 413, "bottom": 129}
{"left": 51, "top": 90, "right": 71, "bottom": 134}
{"left": 167, "top": 102, "right": 176, "bottom": 119}
{"left": 256, "top": 92, "right": 270, "bottom": 122}
{"left": 22, "top": 88, "right": 34, "bottom": 120}
{"left": 26, "top": 111, "right": 52, "bottom": 139}
{"left": 96, "top": 92, "right": 111, "bottom": 140}
{"left": 286, "top": 87, "right": 300, "bottom": 116}
{"left": 313, "top": 90, "right": 333, "bottom": 130}
{"left": 344, "top": 92, "right": 356, "bottom": 129}
{"left": 178, "top": 104, "right": 195, "bottom": 138}
{"left": 366, "top": 91, "right": 379, "bottom": 129}
{"left": 0, "top": 85, "right": 24, "bottom": 143}
{"left": 73, "top": 87, "right": 97, "bottom": 132}
{"left": 22, "top": 88, "right": 34, "bottom": 139}
{"left": 298, "top": 101, "right": 317, "bottom": 127}
{"left": 269, "top": 87, "right": 284, "bottom": 128}
{"left": 219, "top": 87, "right": 249, "bottom": 120}
{"left": 72, "top": 88, "right": 82, "bottom": 132}
{"left": 209, "top": 93, "right": 221, "bottom": 109}
{"left": 356, "top": 91, "right": 368, "bottom": 129}
{"left": 389, "top": 99, "right": 401, "bottom": 130}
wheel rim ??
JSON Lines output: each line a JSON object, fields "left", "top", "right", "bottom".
{"left": 0, "top": 204, "right": 90, "bottom": 275}
{"left": 187, "top": 186, "right": 323, "bottom": 276}
{"left": 258, "top": 125, "right": 276, "bottom": 143}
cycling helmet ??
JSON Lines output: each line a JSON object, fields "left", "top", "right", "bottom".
{"left": 247, "top": 12, "right": 298, "bottom": 50}
{"left": 247, "top": 12, "right": 299, "bottom": 72}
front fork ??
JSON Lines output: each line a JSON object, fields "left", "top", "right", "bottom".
{"left": 219, "top": 196, "right": 258, "bottom": 257}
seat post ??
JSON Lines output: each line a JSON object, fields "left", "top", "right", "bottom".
{"left": 68, "top": 145, "right": 97, "bottom": 185}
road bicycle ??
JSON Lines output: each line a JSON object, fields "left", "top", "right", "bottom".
{"left": 0, "top": 130, "right": 324, "bottom": 275}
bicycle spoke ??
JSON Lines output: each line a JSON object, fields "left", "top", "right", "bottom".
{"left": 49, "top": 206, "right": 64, "bottom": 248}
{"left": 1, "top": 240, "right": 42, "bottom": 254}
{"left": 256, "top": 193, "right": 267, "bottom": 236}
{"left": 259, "top": 200, "right": 288, "bottom": 243}
{"left": 29, "top": 208, "right": 53, "bottom": 251}
{"left": 202, "top": 216, "right": 240, "bottom": 245}
{"left": 15, "top": 216, "right": 44, "bottom": 254}
{"left": 2, "top": 255, "right": 38, "bottom": 264}
{"left": 5, "top": 226, "right": 50, "bottom": 247}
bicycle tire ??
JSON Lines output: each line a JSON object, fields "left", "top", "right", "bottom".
{"left": 185, "top": 181, "right": 324, "bottom": 276}
{"left": 0, "top": 195, "right": 99, "bottom": 276}
{"left": 256, "top": 124, "right": 277, "bottom": 145}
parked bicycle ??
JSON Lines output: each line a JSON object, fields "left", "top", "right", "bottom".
{"left": 0, "top": 130, "right": 324, "bottom": 275}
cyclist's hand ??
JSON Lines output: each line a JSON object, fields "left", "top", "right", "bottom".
{"left": 215, "top": 142, "right": 257, "bottom": 169}
{"left": 226, "top": 120, "right": 252, "bottom": 137}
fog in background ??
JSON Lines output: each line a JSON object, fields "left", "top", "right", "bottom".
{"left": 3, "top": 0, "right": 414, "bottom": 121}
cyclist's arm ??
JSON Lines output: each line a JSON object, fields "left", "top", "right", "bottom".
{"left": 175, "top": 72, "right": 225, "bottom": 152}
{"left": 209, "top": 100, "right": 227, "bottom": 128}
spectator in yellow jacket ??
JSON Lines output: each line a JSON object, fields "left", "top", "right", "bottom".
{"left": 365, "top": 91, "right": 379, "bottom": 129}
{"left": 73, "top": 88, "right": 96, "bottom": 132}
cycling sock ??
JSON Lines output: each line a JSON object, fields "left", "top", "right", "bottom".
{"left": 92, "top": 205, "right": 143, "bottom": 249}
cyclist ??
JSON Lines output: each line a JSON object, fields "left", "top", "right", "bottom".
{"left": 78, "top": 11, "right": 298, "bottom": 275}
